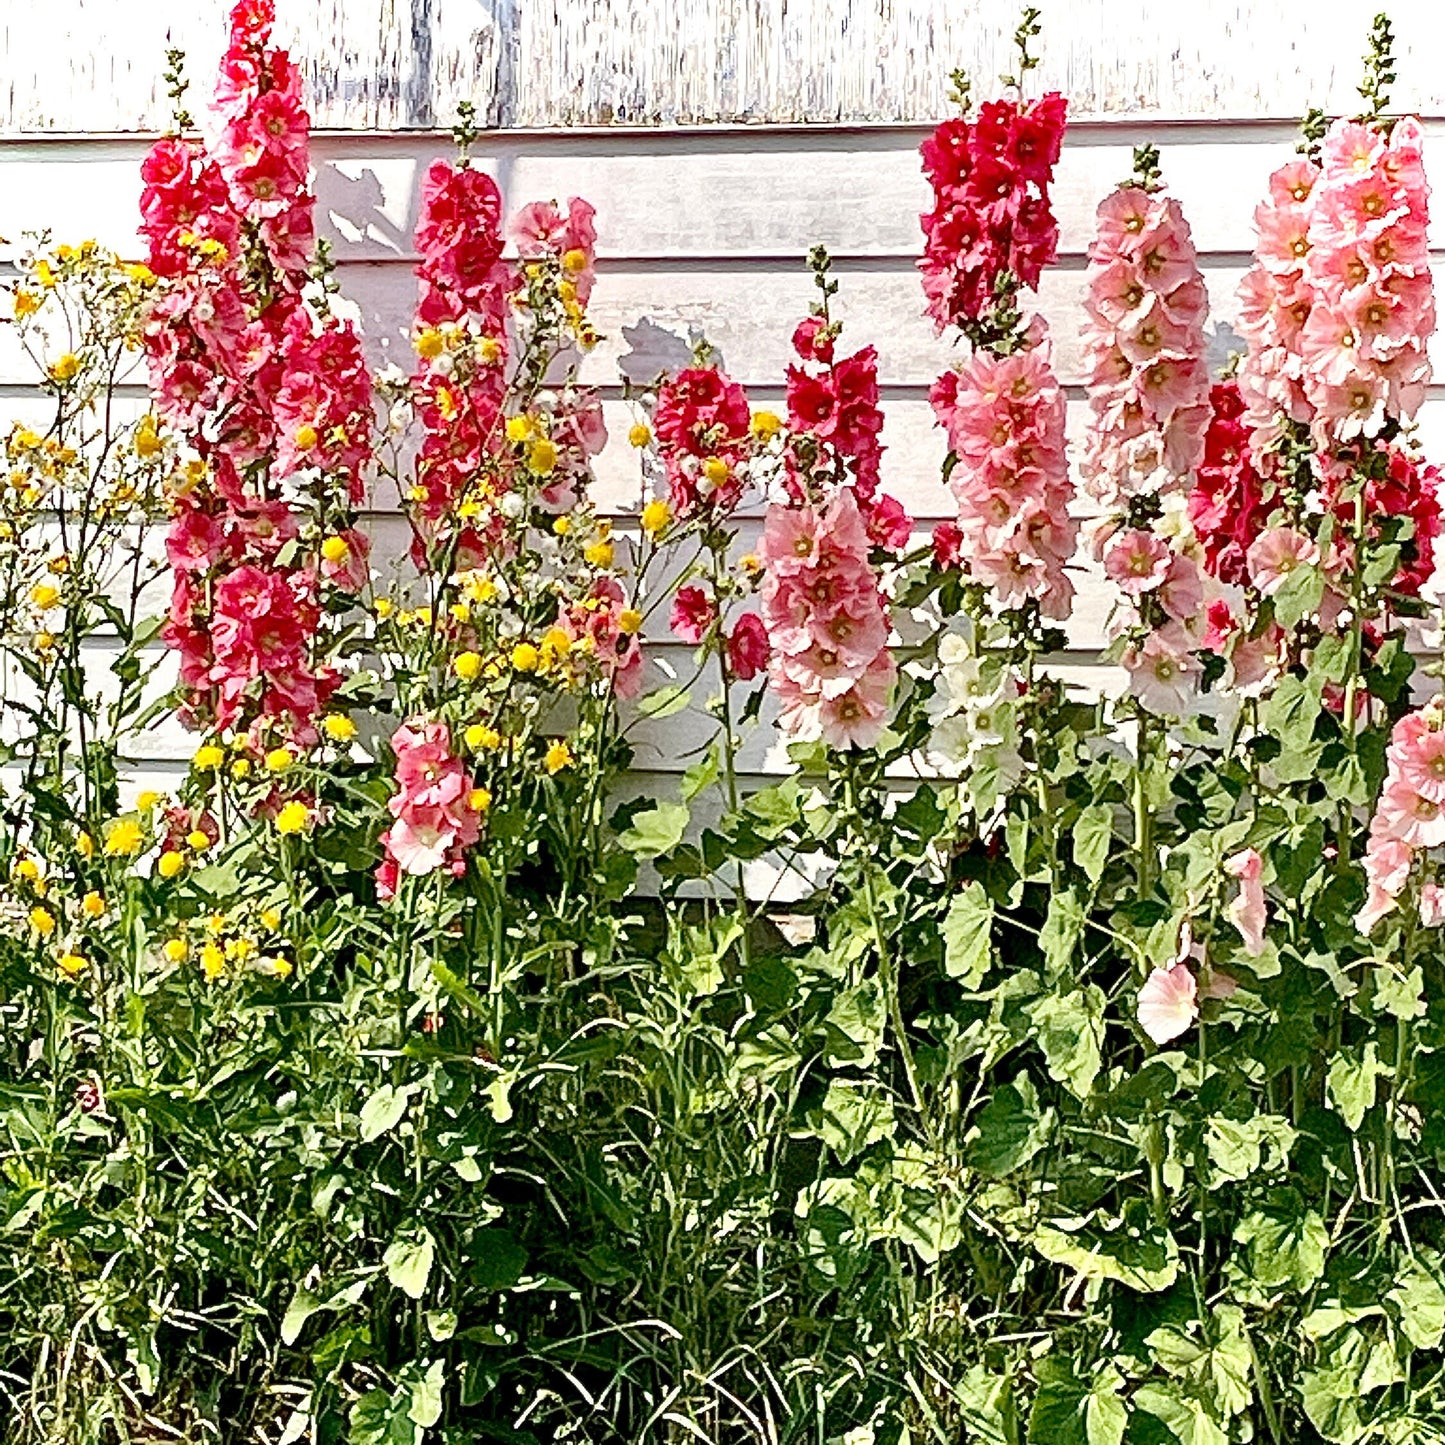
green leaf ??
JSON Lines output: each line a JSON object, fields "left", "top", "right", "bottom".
{"left": 1327, "top": 1042, "right": 1389, "bottom": 1132}
{"left": 350, "top": 1388, "right": 420, "bottom": 1445}
{"left": 1271, "top": 563, "right": 1325, "bottom": 631}
{"left": 634, "top": 684, "right": 691, "bottom": 719}
{"left": 384, "top": 1229, "right": 435, "bottom": 1300}
{"left": 1073, "top": 803, "right": 1114, "bottom": 887}
{"left": 942, "top": 882, "right": 994, "bottom": 986}
{"left": 1028, "top": 1358, "right": 1127, "bottom": 1445}
{"left": 1388, "top": 1253, "right": 1445, "bottom": 1350}
{"left": 1038, "top": 889, "right": 1086, "bottom": 980}
{"left": 955, "top": 1363, "right": 1019, "bottom": 1445}
{"left": 404, "top": 1360, "right": 445, "bottom": 1429}
{"left": 617, "top": 801, "right": 690, "bottom": 858}
{"left": 281, "top": 1286, "right": 323, "bottom": 1347}
{"left": 824, "top": 981, "right": 886, "bottom": 1068}
{"left": 810, "top": 1081, "right": 895, "bottom": 1164}
{"left": 1204, "top": 1115, "right": 1295, "bottom": 1184}
{"left": 1026, "top": 985, "right": 1105, "bottom": 1099}
{"left": 967, "top": 1074, "right": 1054, "bottom": 1177}
{"left": 1132, "top": 1383, "right": 1228, "bottom": 1445}
{"left": 359, "top": 1085, "right": 411, "bottom": 1144}
{"left": 1374, "top": 964, "right": 1427, "bottom": 1020}
{"left": 1234, "top": 1194, "right": 1328, "bottom": 1290}
{"left": 1033, "top": 1211, "right": 1179, "bottom": 1293}
{"left": 1262, "top": 673, "right": 1321, "bottom": 753}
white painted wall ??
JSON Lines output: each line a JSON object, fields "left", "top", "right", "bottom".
{"left": 4, "top": 4, "right": 1444, "bottom": 795}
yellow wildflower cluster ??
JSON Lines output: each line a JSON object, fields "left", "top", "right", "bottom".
{"left": 163, "top": 905, "right": 292, "bottom": 984}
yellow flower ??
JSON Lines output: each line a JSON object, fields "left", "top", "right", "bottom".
{"left": 414, "top": 328, "right": 445, "bottom": 359}
{"left": 544, "top": 741, "right": 573, "bottom": 775}
{"left": 453, "top": 651, "right": 483, "bottom": 681}
{"left": 57, "top": 952, "right": 88, "bottom": 978}
{"left": 505, "top": 415, "right": 534, "bottom": 443}
{"left": 561, "top": 247, "right": 589, "bottom": 274}
{"left": 157, "top": 850, "right": 186, "bottom": 879}
{"left": 29, "top": 583, "right": 60, "bottom": 610}
{"left": 274, "top": 801, "right": 311, "bottom": 836}
{"left": 260, "top": 907, "right": 283, "bottom": 931}
{"left": 12, "top": 288, "right": 40, "bottom": 319}
{"left": 136, "top": 790, "right": 162, "bottom": 812}
{"left": 511, "top": 642, "right": 540, "bottom": 673}
{"left": 193, "top": 743, "right": 225, "bottom": 770}
{"left": 48, "top": 353, "right": 81, "bottom": 384}
{"left": 103, "top": 819, "right": 144, "bottom": 857}
{"left": 14, "top": 857, "right": 41, "bottom": 883}
{"left": 29, "top": 906, "right": 56, "bottom": 937}
{"left": 450, "top": 602, "right": 471, "bottom": 623}
{"left": 542, "top": 626, "right": 572, "bottom": 657}
{"left": 265, "top": 747, "right": 294, "bottom": 772}
{"left": 618, "top": 607, "right": 643, "bottom": 636}
{"left": 134, "top": 416, "right": 163, "bottom": 458}
{"left": 527, "top": 438, "right": 558, "bottom": 475}
{"left": 468, "top": 786, "right": 492, "bottom": 814}
{"left": 465, "top": 723, "right": 502, "bottom": 751}
{"left": 294, "top": 423, "right": 319, "bottom": 451}
{"left": 374, "top": 597, "right": 394, "bottom": 619}
{"left": 322, "top": 714, "right": 357, "bottom": 742}
{"left": 33, "top": 259, "right": 57, "bottom": 288}
{"left": 231, "top": 758, "right": 252, "bottom": 780}
{"left": 205, "top": 912, "right": 227, "bottom": 935}
{"left": 33, "top": 632, "right": 56, "bottom": 654}
{"left": 265, "top": 955, "right": 294, "bottom": 979}
{"left": 186, "top": 830, "right": 212, "bottom": 852}
{"left": 226, "top": 936, "right": 256, "bottom": 962}
{"left": 641, "top": 499, "right": 671, "bottom": 537}
{"left": 628, "top": 422, "right": 653, "bottom": 448}
{"left": 584, "top": 539, "right": 614, "bottom": 569}
{"left": 552, "top": 515, "right": 571, "bottom": 536}
{"left": 750, "top": 410, "right": 782, "bottom": 440}
{"left": 163, "top": 938, "right": 189, "bottom": 963}
{"left": 76, "top": 831, "right": 95, "bottom": 860}
{"left": 200, "top": 941, "right": 226, "bottom": 981}
{"left": 81, "top": 891, "right": 105, "bottom": 919}
{"left": 463, "top": 573, "right": 497, "bottom": 604}
{"left": 478, "top": 336, "right": 503, "bottom": 365}
{"left": 320, "top": 534, "right": 350, "bottom": 564}
{"left": 702, "top": 456, "right": 729, "bottom": 487}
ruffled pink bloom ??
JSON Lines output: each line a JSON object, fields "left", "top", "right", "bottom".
{"left": 1123, "top": 627, "right": 1201, "bottom": 715}
{"left": 1223, "top": 848, "right": 1267, "bottom": 956}
{"left": 382, "top": 720, "right": 484, "bottom": 882}
{"left": 1246, "top": 527, "right": 1320, "bottom": 597}
{"left": 1137, "top": 963, "right": 1198, "bottom": 1044}
{"left": 1103, "top": 528, "right": 1171, "bottom": 598}
{"left": 670, "top": 585, "right": 717, "bottom": 644}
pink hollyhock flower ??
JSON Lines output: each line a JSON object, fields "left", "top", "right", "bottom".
{"left": 1375, "top": 777, "right": 1445, "bottom": 850}
{"left": 727, "top": 613, "right": 770, "bottom": 682}
{"left": 818, "top": 654, "right": 896, "bottom": 750}
{"left": 670, "top": 585, "right": 717, "bottom": 644}
{"left": 382, "top": 720, "right": 483, "bottom": 880}
{"left": 1223, "top": 847, "right": 1268, "bottom": 956}
{"left": 932, "top": 520, "right": 964, "bottom": 569}
{"left": 1104, "top": 528, "right": 1171, "bottom": 598}
{"left": 1246, "top": 527, "right": 1320, "bottom": 597}
{"left": 1123, "top": 628, "right": 1201, "bottom": 715}
{"left": 1418, "top": 882, "right": 1445, "bottom": 927}
{"left": 1137, "top": 963, "right": 1198, "bottom": 1044}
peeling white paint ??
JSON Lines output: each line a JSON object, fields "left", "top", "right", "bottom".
{"left": 6, "top": 0, "right": 1445, "bottom": 133}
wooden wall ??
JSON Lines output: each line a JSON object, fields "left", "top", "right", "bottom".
{"left": 3, "top": 5, "right": 1444, "bottom": 818}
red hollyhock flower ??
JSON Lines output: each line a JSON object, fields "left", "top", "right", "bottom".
{"left": 670, "top": 585, "right": 718, "bottom": 644}
{"left": 726, "top": 613, "right": 771, "bottom": 681}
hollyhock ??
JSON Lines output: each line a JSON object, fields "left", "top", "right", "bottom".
{"left": 1080, "top": 184, "right": 1211, "bottom": 511}
{"left": 1245, "top": 526, "right": 1320, "bottom": 597}
{"left": 727, "top": 614, "right": 770, "bottom": 682}
{"left": 1137, "top": 963, "right": 1199, "bottom": 1044}
{"left": 1123, "top": 626, "right": 1202, "bottom": 715}
{"left": 512, "top": 197, "right": 598, "bottom": 305}
{"left": 1104, "top": 529, "right": 1172, "bottom": 598}
{"left": 653, "top": 366, "right": 753, "bottom": 517}
{"left": 381, "top": 720, "right": 484, "bottom": 881}
{"left": 670, "top": 585, "right": 717, "bottom": 644}
{"left": 415, "top": 160, "right": 511, "bottom": 326}
{"left": 932, "top": 330, "right": 1077, "bottom": 619}
{"left": 1223, "top": 847, "right": 1268, "bottom": 956}
{"left": 761, "top": 489, "right": 894, "bottom": 750}
{"left": 1419, "top": 883, "right": 1445, "bottom": 927}
{"left": 918, "top": 92, "right": 1067, "bottom": 333}
{"left": 557, "top": 578, "right": 645, "bottom": 700}
{"left": 1187, "top": 382, "right": 1272, "bottom": 586}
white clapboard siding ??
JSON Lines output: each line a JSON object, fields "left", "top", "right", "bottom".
{"left": 5, "top": 0, "right": 1445, "bottom": 132}
{"left": 3, "top": 119, "right": 1445, "bottom": 782}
